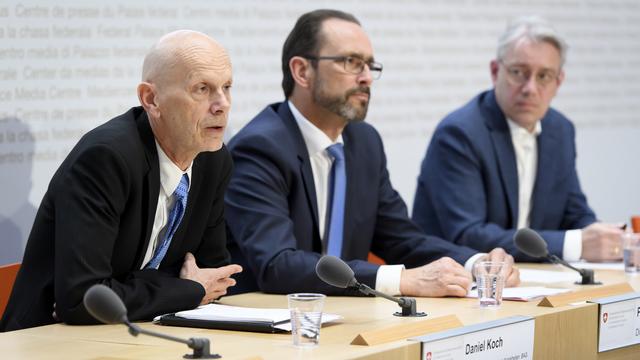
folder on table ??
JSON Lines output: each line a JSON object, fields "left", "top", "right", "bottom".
{"left": 157, "top": 303, "right": 341, "bottom": 333}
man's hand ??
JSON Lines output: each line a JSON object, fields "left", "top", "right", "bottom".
{"left": 581, "top": 223, "right": 624, "bottom": 262}
{"left": 179, "top": 252, "right": 243, "bottom": 304}
{"left": 399, "top": 257, "right": 472, "bottom": 297}
{"left": 482, "top": 248, "right": 520, "bottom": 287}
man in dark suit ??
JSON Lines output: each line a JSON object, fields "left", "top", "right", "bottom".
{"left": 225, "top": 9, "right": 519, "bottom": 297}
{"left": 412, "top": 17, "right": 623, "bottom": 262}
{"left": 0, "top": 30, "right": 242, "bottom": 332}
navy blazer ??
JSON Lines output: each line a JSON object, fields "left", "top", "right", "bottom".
{"left": 1, "top": 107, "right": 232, "bottom": 331}
{"left": 225, "top": 102, "right": 476, "bottom": 295}
{"left": 412, "top": 90, "right": 596, "bottom": 261}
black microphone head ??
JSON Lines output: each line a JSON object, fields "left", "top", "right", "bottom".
{"left": 83, "top": 284, "right": 128, "bottom": 324}
{"left": 315, "top": 255, "right": 357, "bottom": 288}
{"left": 513, "top": 228, "right": 549, "bottom": 258}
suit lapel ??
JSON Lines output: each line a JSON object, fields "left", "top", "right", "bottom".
{"left": 342, "top": 130, "right": 355, "bottom": 256}
{"left": 277, "top": 103, "right": 320, "bottom": 233}
{"left": 529, "top": 119, "right": 556, "bottom": 227}
{"left": 490, "top": 130, "right": 519, "bottom": 226}
{"left": 483, "top": 91, "right": 519, "bottom": 225}
{"left": 135, "top": 110, "right": 160, "bottom": 269}
{"left": 299, "top": 160, "right": 319, "bottom": 228}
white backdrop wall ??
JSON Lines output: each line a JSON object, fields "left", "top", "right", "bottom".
{"left": 1, "top": 0, "right": 638, "bottom": 264}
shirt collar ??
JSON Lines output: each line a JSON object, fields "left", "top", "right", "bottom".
{"left": 155, "top": 140, "right": 192, "bottom": 197}
{"left": 288, "top": 100, "right": 344, "bottom": 156}
{"left": 507, "top": 118, "right": 542, "bottom": 138}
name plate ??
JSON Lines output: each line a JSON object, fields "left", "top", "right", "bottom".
{"left": 589, "top": 292, "right": 640, "bottom": 352}
{"left": 411, "top": 316, "right": 534, "bottom": 360}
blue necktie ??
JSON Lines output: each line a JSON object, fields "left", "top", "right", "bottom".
{"left": 326, "top": 144, "right": 346, "bottom": 258}
{"left": 146, "top": 174, "right": 189, "bottom": 269}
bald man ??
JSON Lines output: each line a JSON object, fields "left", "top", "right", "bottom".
{"left": 0, "top": 30, "right": 242, "bottom": 332}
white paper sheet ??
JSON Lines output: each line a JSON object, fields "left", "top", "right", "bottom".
{"left": 568, "top": 261, "right": 624, "bottom": 271}
{"left": 175, "top": 303, "right": 291, "bottom": 323}
{"left": 170, "top": 303, "right": 342, "bottom": 331}
{"left": 467, "top": 286, "right": 571, "bottom": 302}
{"left": 519, "top": 268, "right": 581, "bottom": 284}
{"left": 273, "top": 313, "right": 343, "bottom": 332}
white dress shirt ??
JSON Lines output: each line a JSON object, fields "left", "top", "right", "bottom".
{"left": 290, "top": 101, "right": 478, "bottom": 295}
{"left": 289, "top": 101, "right": 343, "bottom": 243}
{"left": 507, "top": 119, "right": 581, "bottom": 261}
{"left": 140, "top": 141, "right": 192, "bottom": 269}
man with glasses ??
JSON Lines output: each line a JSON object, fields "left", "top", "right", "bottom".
{"left": 412, "top": 17, "right": 622, "bottom": 262}
{"left": 225, "top": 9, "right": 519, "bottom": 296}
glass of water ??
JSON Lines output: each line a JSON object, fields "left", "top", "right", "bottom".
{"left": 622, "top": 233, "right": 640, "bottom": 273}
{"left": 473, "top": 261, "right": 506, "bottom": 308}
{"left": 287, "top": 293, "right": 325, "bottom": 347}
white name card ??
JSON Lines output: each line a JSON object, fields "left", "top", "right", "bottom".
{"left": 590, "top": 292, "right": 640, "bottom": 352}
{"left": 411, "top": 316, "right": 534, "bottom": 360}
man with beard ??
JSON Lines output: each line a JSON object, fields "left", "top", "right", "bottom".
{"left": 224, "top": 9, "right": 519, "bottom": 296}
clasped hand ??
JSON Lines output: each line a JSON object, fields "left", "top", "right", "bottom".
{"left": 179, "top": 252, "right": 243, "bottom": 304}
{"left": 399, "top": 248, "right": 519, "bottom": 297}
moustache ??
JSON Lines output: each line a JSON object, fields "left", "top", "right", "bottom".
{"left": 345, "top": 86, "right": 371, "bottom": 97}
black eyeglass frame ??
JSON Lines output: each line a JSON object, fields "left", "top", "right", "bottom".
{"left": 303, "top": 55, "right": 383, "bottom": 79}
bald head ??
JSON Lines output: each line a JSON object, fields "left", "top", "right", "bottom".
{"left": 137, "top": 30, "right": 233, "bottom": 170}
{"left": 141, "top": 30, "right": 231, "bottom": 86}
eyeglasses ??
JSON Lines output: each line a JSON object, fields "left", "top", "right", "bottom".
{"left": 500, "top": 60, "right": 559, "bottom": 88}
{"left": 304, "top": 55, "right": 383, "bottom": 80}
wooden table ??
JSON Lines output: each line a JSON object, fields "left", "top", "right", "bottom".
{"left": 1, "top": 264, "right": 638, "bottom": 359}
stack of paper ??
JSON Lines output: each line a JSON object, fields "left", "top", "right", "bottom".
{"left": 568, "top": 261, "right": 624, "bottom": 271}
{"left": 518, "top": 268, "right": 581, "bottom": 284}
{"left": 175, "top": 304, "right": 292, "bottom": 323}
{"left": 163, "top": 303, "right": 342, "bottom": 332}
{"left": 467, "top": 286, "right": 571, "bottom": 302}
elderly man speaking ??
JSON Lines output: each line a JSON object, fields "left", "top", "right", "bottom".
{"left": 1, "top": 30, "right": 242, "bottom": 332}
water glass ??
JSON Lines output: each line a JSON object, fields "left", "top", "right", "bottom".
{"left": 473, "top": 261, "right": 506, "bottom": 308}
{"left": 287, "top": 293, "right": 325, "bottom": 347}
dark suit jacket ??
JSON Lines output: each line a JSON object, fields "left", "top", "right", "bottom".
{"left": 0, "top": 107, "right": 232, "bottom": 331}
{"left": 225, "top": 102, "right": 476, "bottom": 295}
{"left": 412, "top": 90, "right": 596, "bottom": 261}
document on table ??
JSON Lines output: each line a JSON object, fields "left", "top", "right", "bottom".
{"left": 157, "top": 303, "right": 342, "bottom": 332}
{"left": 519, "top": 268, "right": 581, "bottom": 284}
{"left": 568, "top": 261, "right": 624, "bottom": 271}
{"left": 176, "top": 303, "right": 292, "bottom": 322}
{"left": 467, "top": 286, "right": 571, "bottom": 301}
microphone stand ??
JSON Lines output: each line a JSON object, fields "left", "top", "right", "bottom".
{"left": 125, "top": 320, "right": 220, "bottom": 359}
{"left": 352, "top": 282, "right": 426, "bottom": 317}
{"left": 547, "top": 255, "right": 601, "bottom": 285}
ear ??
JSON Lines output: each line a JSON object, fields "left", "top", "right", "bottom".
{"left": 289, "top": 56, "right": 313, "bottom": 90}
{"left": 137, "top": 82, "right": 160, "bottom": 118}
{"left": 556, "top": 69, "right": 565, "bottom": 88}
{"left": 489, "top": 60, "right": 500, "bottom": 85}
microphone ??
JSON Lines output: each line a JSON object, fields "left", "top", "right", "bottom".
{"left": 83, "top": 284, "right": 220, "bottom": 359}
{"left": 514, "top": 228, "right": 601, "bottom": 285}
{"left": 315, "top": 255, "right": 426, "bottom": 317}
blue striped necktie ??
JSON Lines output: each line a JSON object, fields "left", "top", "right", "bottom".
{"left": 146, "top": 173, "right": 189, "bottom": 269}
{"left": 326, "top": 144, "right": 346, "bottom": 258}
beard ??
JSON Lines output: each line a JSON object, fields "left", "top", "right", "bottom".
{"left": 312, "top": 77, "right": 370, "bottom": 122}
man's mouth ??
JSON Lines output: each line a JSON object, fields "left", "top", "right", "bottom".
{"left": 351, "top": 92, "right": 369, "bottom": 101}
{"left": 205, "top": 125, "right": 225, "bottom": 133}
{"left": 516, "top": 102, "right": 536, "bottom": 109}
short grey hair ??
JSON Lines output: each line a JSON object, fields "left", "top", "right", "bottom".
{"left": 497, "top": 16, "right": 568, "bottom": 68}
